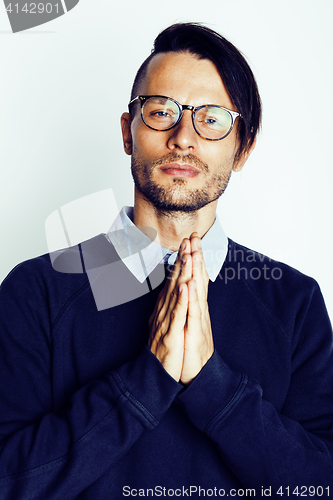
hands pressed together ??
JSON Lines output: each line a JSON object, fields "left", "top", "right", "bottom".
{"left": 148, "top": 233, "right": 214, "bottom": 385}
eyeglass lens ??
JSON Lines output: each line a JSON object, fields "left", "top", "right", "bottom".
{"left": 142, "top": 96, "right": 233, "bottom": 140}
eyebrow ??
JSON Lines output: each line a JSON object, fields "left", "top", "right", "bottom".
{"left": 151, "top": 96, "right": 169, "bottom": 104}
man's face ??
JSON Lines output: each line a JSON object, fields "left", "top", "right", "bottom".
{"left": 122, "top": 51, "right": 247, "bottom": 213}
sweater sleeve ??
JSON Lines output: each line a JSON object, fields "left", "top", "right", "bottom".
{"left": 0, "top": 263, "right": 182, "bottom": 499}
{"left": 177, "top": 281, "right": 333, "bottom": 491}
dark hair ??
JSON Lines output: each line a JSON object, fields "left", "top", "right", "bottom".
{"left": 130, "top": 23, "right": 262, "bottom": 161}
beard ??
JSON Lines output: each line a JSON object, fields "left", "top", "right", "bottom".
{"left": 131, "top": 151, "right": 232, "bottom": 213}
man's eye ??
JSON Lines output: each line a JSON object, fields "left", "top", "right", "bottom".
{"left": 152, "top": 110, "right": 170, "bottom": 117}
{"left": 205, "top": 117, "right": 218, "bottom": 125}
{"left": 198, "top": 116, "right": 220, "bottom": 127}
{"left": 149, "top": 109, "right": 177, "bottom": 122}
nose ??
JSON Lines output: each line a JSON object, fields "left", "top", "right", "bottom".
{"left": 167, "top": 110, "right": 198, "bottom": 151}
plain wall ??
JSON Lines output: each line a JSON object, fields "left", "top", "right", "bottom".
{"left": 0, "top": 0, "right": 332, "bottom": 318}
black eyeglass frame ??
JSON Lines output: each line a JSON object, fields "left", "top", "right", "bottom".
{"left": 129, "top": 95, "right": 242, "bottom": 141}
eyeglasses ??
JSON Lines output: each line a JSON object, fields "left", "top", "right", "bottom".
{"left": 129, "top": 95, "right": 241, "bottom": 141}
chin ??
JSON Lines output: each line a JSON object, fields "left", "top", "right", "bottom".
{"left": 139, "top": 182, "right": 213, "bottom": 213}
{"left": 132, "top": 164, "right": 229, "bottom": 213}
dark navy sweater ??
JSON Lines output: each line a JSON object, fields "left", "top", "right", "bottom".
{"left": 0, "top": 236, "right": 332, "bottom": 499}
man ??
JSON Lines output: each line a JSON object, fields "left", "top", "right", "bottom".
{"left": 0, "top": 23, "right": 332, "bottom": 499}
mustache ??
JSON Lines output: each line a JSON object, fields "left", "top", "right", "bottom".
{"left": 151, "top": 153, "right": 209, "bottom": 173}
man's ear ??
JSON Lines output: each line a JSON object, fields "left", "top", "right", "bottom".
{"left": 121, "top": 112, "right": 132, "bottom": 156}
{"left": 232, "top": 137, "right": 257, "bottom": 172}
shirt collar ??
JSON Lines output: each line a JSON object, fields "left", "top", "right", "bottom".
{"left": 106, "top": 206, "right": 228, "bottom": 283}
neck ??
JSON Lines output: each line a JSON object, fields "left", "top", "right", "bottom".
{"left": 132, "top": 187, "right": 217, "bottom": 251}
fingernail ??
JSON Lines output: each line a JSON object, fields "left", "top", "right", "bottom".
{"left": 180, "top": 241, "right": 186, "bottom": 251}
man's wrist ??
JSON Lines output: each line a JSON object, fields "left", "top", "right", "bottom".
{"left": 115, "top": 346, "right": 183, "bottom": 423}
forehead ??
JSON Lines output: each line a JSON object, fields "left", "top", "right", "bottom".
{"left": 140, "top": 51, "right": 233, "bottom": 107}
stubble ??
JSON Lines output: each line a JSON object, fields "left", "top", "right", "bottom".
{"left": 131, "top": 151, "right": 232, "bottom": 214}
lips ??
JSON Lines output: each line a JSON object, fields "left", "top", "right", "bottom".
{"left": 159, "top": 163, "right": 201, "bottom": 178}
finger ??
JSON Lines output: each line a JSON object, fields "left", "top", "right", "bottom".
{"left": 157, "top": 239, "right": 187, "bottom": 324}
{"left": 191, "top": 249, "right": 202, "bottom": 278}
{"left": 189, "top": 234, "right": 209, "bottom": 291}
{"left": 166, "top": 253, "right": 182, "bottom": 287}
{"left": 167, "top": 253, "right": 191, "bottom": 315}
{"left": 151, "top": 282, "right": 187, "bottom": 353}
{"left": 179, "top": 237, "right": 191, "bottom": 258}
{"left": 168, "top": 282, "right": 188, "bottom": 339}
{"left": 186, "top": 277, "right": 212, "bottom": 351}
{"left": 154, "top": 236, "right": 192, "bottom": 330}
{"left": 180, "top": 237, "right": 190, "bottom": 253}
{"left": 178, "top": 239, "right": 191, "bottom": 274}
{"left": 179, "top": 251, "right": 192, "bottom": 283}
{"left": 192, "top": 249, "right": 208, "bottom": 305}
{"left": 187, "top": 279, "right": 200, "bottom": 314}
{"left": 186, "top": 279, "right": 202, "bottom": 338}
{"left": 167, "top": 238, "right": 191, "bottom": 313}
{"left": 151, "top": 283, "right": 188, "bottom": 382}
{"left": 189, "top": 232, "right": 201, "bottom": 254}
{"left": 169, "top": 238, "right": 189, "bottom": 283}
{"left": 182, "top": 278, "right": 214, "bottom": 384}
{"left": 189, "top": 234, "right": 205, "bottom": 278}
{"left": 164, "top": 238, "right": 188, "bottom": 295}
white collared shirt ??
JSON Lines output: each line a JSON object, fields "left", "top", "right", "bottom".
{"left": 105, "top": 207, "right": 228, "bottom": 283}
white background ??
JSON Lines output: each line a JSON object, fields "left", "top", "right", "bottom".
{"left": 0, "top": 0, "right": 332, "bottom": 318}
